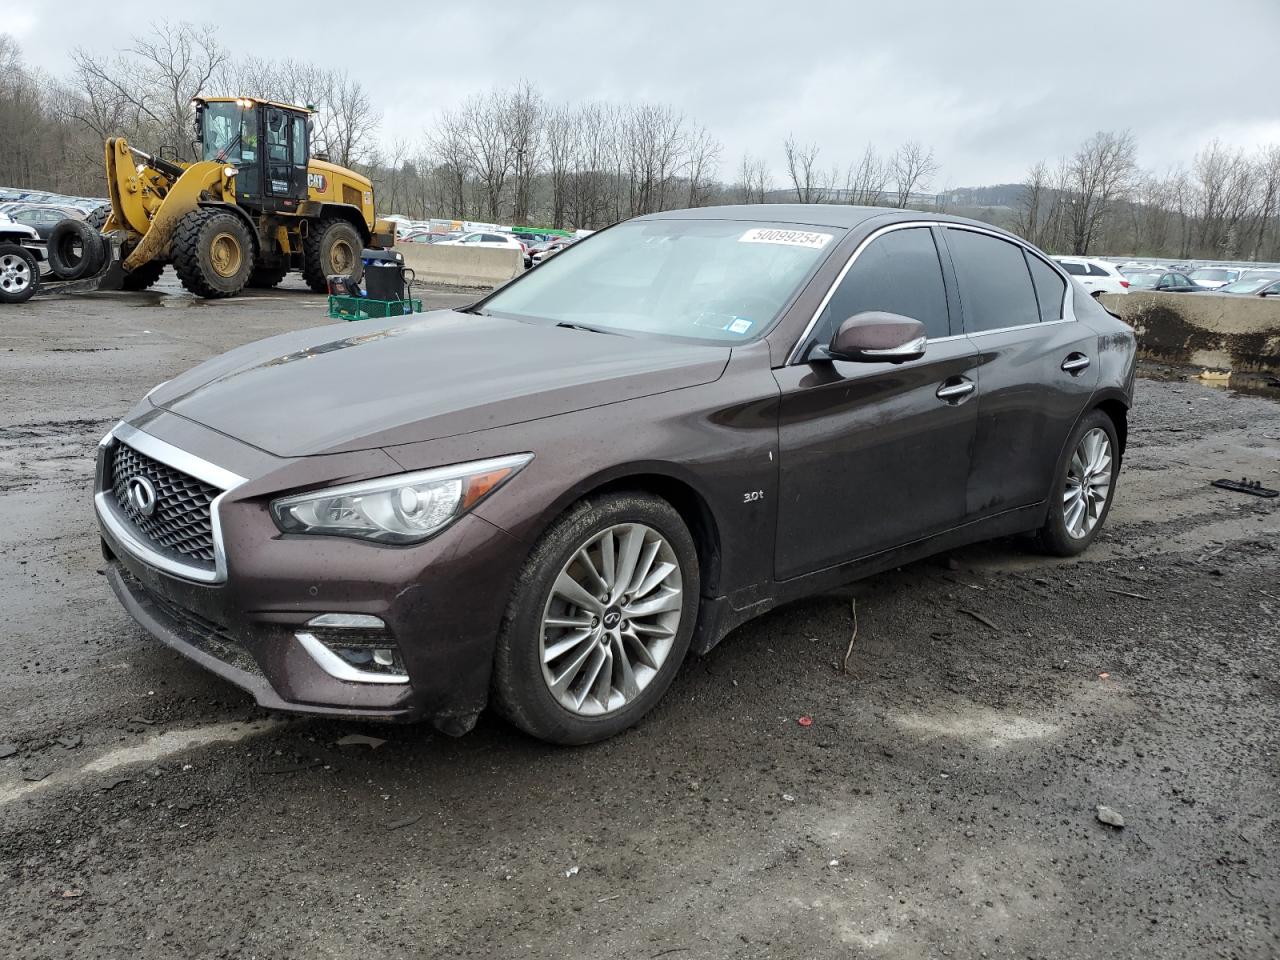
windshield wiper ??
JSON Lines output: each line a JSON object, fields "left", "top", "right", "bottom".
{"left": 555, "top": 321, "right": 619, "bottom": 335}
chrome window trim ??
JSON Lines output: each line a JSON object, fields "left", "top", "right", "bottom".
{"left": 94, "top": 422, "right": 247, "bottom": 585}
{"left": 787, "top": 219, "right": 1077, "bottom": 364}
{"left": 786, "top": 220, "right": 941, "bottom": 365}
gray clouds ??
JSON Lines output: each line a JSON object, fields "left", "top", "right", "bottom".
{"left": 10, "top": 0, "right": 1279, "bottom": 185}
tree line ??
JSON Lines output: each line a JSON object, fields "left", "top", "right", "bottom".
{"left": 1008, "top": 131, "right": 1280, "bottom": 262}
{"left": 2, "top": 21, "right": 1278, "bottom": 259}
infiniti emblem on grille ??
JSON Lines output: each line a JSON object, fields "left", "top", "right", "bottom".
{"left": 126, "top": 475, "right": 158, "bottom": 517}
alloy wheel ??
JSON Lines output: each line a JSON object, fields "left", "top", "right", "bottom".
{"left": 539, "top": 522, "right": 684, "bottom": 717}
{"left": 1063, "top": 427, "right": 1113, "bottom": 539}
{"left": 0, "top": 253, "right": 32, "bottom": 295}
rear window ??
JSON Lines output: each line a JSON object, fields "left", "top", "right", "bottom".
{"left": 1026, "top": 253, "right": 1068, "bottom": 322}
{"left": 1059, "top": 261, "right": 1087, "bottom": 275}
{"left": 1086, "top": 263, "right": 1112, "bottom": 276}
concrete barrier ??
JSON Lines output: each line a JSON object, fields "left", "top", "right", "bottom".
{"left": 1099, "top": 291, "right": 1280, "bottom": 374}
{"left": 397, "top": 243, "right": 522, "bottom": 289}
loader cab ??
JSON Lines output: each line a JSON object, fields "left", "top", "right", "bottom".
{"left": 194, "top": 97, "right": 311, "bottom": 213}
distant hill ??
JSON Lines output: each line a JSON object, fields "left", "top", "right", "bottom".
{"left": 941, "top": 184, "right": 1024, "bottom": 210}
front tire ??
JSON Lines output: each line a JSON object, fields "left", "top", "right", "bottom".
{"left": 121, "top": 259, "right": 165, "bottom": 291}
{"left": 492, "top": 493, "right": 700, "bottom": 745}
{"left": 0, "top": 243, "right": 40, "bottom": 303}
{"left": 1037, "top": 409, "right": 1120, "bottom": 556}
{"left": 172, "top": 208, "right": 255, "bottom": 299}
{"left": 302, "top": 218, "right": 363, "bottom": 293}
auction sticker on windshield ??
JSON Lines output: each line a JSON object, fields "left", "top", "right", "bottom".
{"left": 738, "top": 228, "right": 833, "bottom": 249}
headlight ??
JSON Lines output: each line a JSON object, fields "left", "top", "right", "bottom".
{"left": 270, "top": 453, "right": 532, "bottom": 544}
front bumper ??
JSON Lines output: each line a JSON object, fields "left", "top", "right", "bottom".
{"left": 96, "top": 420, "right": 528, "bottom": 726}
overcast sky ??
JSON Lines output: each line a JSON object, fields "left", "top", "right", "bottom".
{"left": 9, "top": 0, "right": 1280, "bottom": 188}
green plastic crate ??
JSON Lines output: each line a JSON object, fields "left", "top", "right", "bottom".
{"left": 327, "top": 295, "right": 423, "bottom": 321}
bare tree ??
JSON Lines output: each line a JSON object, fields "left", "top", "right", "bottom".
{"left": 891, "top": 141, "right": 940, "bottom": 208}
{"left": 1015, "top": 160, "right": 1055, "bottom": 249}
{"left": 783, "top": 135, "right": 827, "bottom": 203}
{"left": 505, "top": 81, "right": 542, "bottom": 224}
{"left": 544, "top": 102, "right": 577, "bottom": 228}
{"left": 1062, "top": 130, "right": 1136, "bottom": 254}
{"left": 70, "top": 21, "right": 228, "bottom": 157}
{"left": 735, "top": 153, "right": 771, "bottom": 204}
{"left": 845, "top": 144, "right": 892, "bottom": 206}
{"left": 683, "top": 124, "right": 722, "bottom": 208}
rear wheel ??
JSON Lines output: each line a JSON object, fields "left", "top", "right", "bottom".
{"left": 121, "top": 259, "right": 165, "bottom": 291}
{"left": 0, "top": 243, "right": 39, "bottom": 304}
{"left": 302, "top": 218, "right": 363, "bottom": 293}
{"left": 172, "top": 208, "right": 255, "bottom": 298}
{"left": 492, "top": 493, "right": 699, "bottom": 745}
{"left": 1037, "top": 409, "right": 1120, "bottom": 556}
{"left": 248, "top": 263, "right": 289, "bottom": 289}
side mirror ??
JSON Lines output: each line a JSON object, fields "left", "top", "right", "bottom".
{"left": 816, "top": 311, "right": 927, "bottom": 364}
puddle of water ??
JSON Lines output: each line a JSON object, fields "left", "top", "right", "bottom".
{"left": 1139, "top": 360, "right": 1280, "bottom": 400}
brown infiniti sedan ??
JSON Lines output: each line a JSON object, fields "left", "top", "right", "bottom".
{"left": 95, "top": 206, "right": 1136, "bottom": 744}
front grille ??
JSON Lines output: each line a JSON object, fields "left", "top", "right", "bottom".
{"left": 109, "top": 441, "right": 219, "bottom": 566}
{"left": 120, "top": 568, "right": 264, "bottom": 677}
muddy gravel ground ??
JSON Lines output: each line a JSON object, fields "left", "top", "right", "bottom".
{"left": 0, "top": 275, "right": 1276, "bottom": 960}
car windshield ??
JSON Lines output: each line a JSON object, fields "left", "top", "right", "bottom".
{"left": 1218, "top": 277, "right": 1274, "bottom": 294}
{"left": 1127, "top": 272, "right": 1163, "bottom": 288}
{"left": 1190, "top": 269, "right": 1235, "bottom": 282}
{"left": 480, "top": 219, "right": 841, "bottom": 343}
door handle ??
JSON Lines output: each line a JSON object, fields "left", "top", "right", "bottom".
{"left": 936, "top": 378, "right": 975, "bottom": 403}
{"left": 1062, "top": 353, "right": 1091, "bottom": 374}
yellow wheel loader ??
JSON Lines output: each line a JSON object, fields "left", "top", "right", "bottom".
{"left": 66, "top": 96, "right": 395, "bottom": 298}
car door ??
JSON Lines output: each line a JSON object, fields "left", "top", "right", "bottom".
{"left": 773, "top": 224, "right": 980, "bottom": 580}
{"left": 940, "top": 226, "right": 1098, "bottom": 518}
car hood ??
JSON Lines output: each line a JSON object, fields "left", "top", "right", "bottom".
{"left": 147, "top": 310, "right": 731, "bottom": 457}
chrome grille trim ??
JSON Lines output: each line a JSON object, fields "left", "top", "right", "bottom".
{"left": 94, "top": 422, "right": 248, "bottom": 584}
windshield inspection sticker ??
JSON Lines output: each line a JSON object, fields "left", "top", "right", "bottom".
{"left": 727, "top": 317, "right": 753, "bottom": 334}
{"left": 739, "top": 228, "right": 832, "bottom": 249}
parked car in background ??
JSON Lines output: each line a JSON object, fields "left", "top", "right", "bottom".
{"left": 1187, "top": 267, "right": 1241, "bottom": 289}
{"left": 1055, "top": 257, "right": 1130, "bottom": 295}
{"left": 435, "top": 232, "right": 526, "bottom": 254}
{"left": 0, "top": 204, "right": 79, "bottom": 241}
{"left": 0, "top": 211, "right": 44, "bottom": 303}
{"left": 530, "top": 237, "right": 575, "bottom": 266}
{"left": 1238, "top": 268, "right": 1280, "bottom": 282}
{"left": 95, "top": 204, "right": 1135, "bottom": 744}
{"left": 1125, "top": 270, "right": 1209, "bottom": 293}
{"left": 403, "top": 232, "right": 463, "bottom": 244}
{"left": 1216, "top": 276, "right": 1280, "bottom": 297}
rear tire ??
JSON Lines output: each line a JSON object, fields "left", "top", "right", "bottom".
{"left": 121, "top": 259, "right": 165, "bottom": 291}
{"left": 1037, "top": 409, "right": 1120, "bottom": 557}
{"left": 47, "top": 218, "right": 106, "bottom": 281}
{"left": 492, "top": 492, "right": 700, "bottom": 745}
{"left": 302, "top": 218, "right": 363, "bottom": 293}
{"left": 248, "top": 263, "right": 289, "bottom": 289}
{"left": 0, "top": 243, "right": 40, "bottom": 303}
{"left": 172, "top": 208, "right": 254, "bottom": 299}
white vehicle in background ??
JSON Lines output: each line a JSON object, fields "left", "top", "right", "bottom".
{"left": 0, "top": 211, "right": 44, "bottom": 303}
{"left": 1187, "top": 267, "right": 1242, "bottom": 289}
{"left": 434, "top": 231, "right": 526, "bottom": 253}
{"left": 1054, "top": 257, "right": 1130, "bottom": 294}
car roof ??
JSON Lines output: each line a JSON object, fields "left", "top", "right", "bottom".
{"left": 635, "top": 203, "right": 1005, "bottom": 234}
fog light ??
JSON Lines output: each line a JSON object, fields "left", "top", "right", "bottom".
{"left": 295, "top": 614, "right": 407, "bottom": 685}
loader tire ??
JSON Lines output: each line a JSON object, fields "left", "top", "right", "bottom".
{"left": 248, "top": 263, "right": 289, "bottom": 289}
{"left": 302, "top": 218, "right": 363, "bottom": 293}
{"left": 84, "top": 206, "right": 109, "bottom": 231}
{"left": 121, "top": 259, "right": 165, "bottom": 291}
{"left": 172, "top": 208, "right": 254, "bottom": 299}
{"left": 47, "top": 218, "right": 106, "bottom": 281}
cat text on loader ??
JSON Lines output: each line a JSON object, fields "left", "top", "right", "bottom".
{"left": 93, "top": 96, "right": 395, "bottom": 297}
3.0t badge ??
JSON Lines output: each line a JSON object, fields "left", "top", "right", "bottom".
{"left": 126, "top": 475, "right": 158, "bottom": 517}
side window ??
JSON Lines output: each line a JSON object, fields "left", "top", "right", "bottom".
{"left": 291, "top": 116, "right": 308, "bottom": 166}
{"left": 1025, "top": 252, "right": 1067, "bottom": 322}
{"left": 1085, "top": 263, "right": 1107, "bottom": 276}
{"left": 814, "top": 227, "right": 950, "bottom": 343}
{"left": 1060, "top": 261, "right": 1087, "bottom": 276}
{"left": 945, "top": 229, "right": 1040, "bottom": 333}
